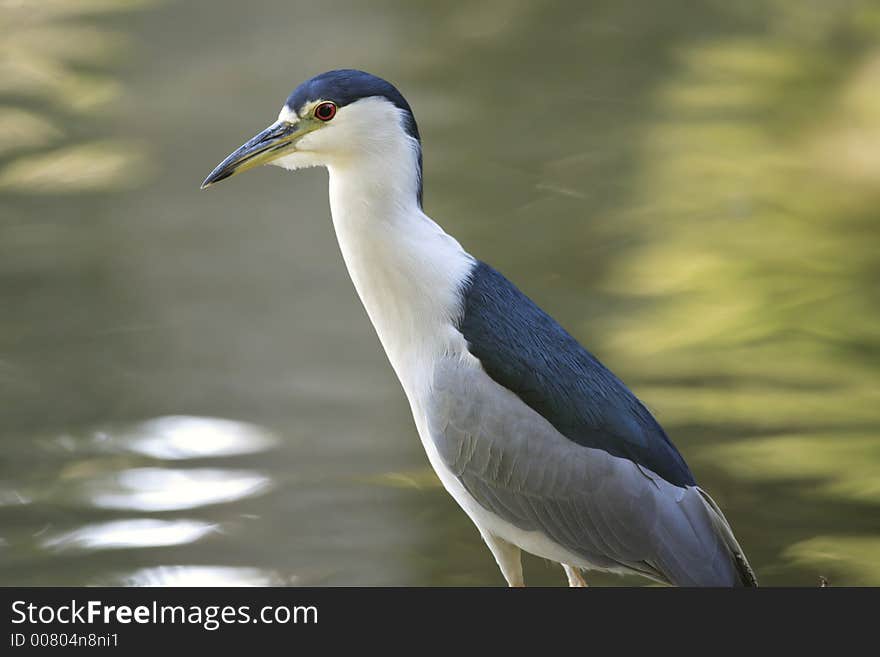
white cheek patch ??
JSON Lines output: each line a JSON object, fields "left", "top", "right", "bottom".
{"left": 295, "top": 129, "right": 322, "bottom": 150}
{"left": 271, "top": 151, "right": 323, "bottom": 171}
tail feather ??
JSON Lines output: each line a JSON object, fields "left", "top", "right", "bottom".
{"left": 696, "top": 487, "right": 758, "bottom": 587}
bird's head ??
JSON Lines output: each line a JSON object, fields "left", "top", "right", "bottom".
{"left": 201, "top": 69, "right": 422, "bottom": 197}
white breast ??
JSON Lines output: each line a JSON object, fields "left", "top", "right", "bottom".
{"left": 324, "top": 109, "right": 476, "bottom": 391}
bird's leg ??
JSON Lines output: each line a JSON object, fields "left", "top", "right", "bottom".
{"left": 563, "top": 564, "right": 588, "bottom": 587}
{"left": 481, "top": 532, "right": 524, "bottom": 587}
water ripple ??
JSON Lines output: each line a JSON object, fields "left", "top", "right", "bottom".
{"left": 118, "top": 416, "right": 279, "bottom": 460}
{"left": 84, "top": 467, "right": 270, "bottom": 512}
{"left": 42, "top": 519, "right": 217, "bottom": 552}
{"left": 113, "top": 565, "right": 288, "bottom": 587}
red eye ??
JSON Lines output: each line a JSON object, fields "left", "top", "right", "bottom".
{"left": 314, "top": 102, "right": 337, "bottom": 121}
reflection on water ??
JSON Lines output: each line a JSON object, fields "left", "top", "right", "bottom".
{"left": 785, "top": 537, "right": 880, "bottom": 585}
{"left": 43, "top": 519, "right": 217, "bottom": 552}
{"left": 0, "top": 108, "right": 60, "bottom": 156}
{"left": 0, "top": 141, "right": 150, "bottom": 193}
{"left": 364, "top": 467, "right": 442, "bottom": 491}
{"left": 113, "top": 566, "right": 286, "bottom": 587}
{"left": 86, "top": 468, "right": 270, "bottom": 512}
{"left": 0, "top": 0, "right": 155, "bottom": 192}
{"left": 700, "top": 433, "right": 880, "bottom": 505}
{"left": 0, "top": 0, "right": 879, "bottom": 585}
{"left": 121, "top": 416, "right": 279, "bottom": 460}
{"left": 0, "top": 489, "right": 31, "bottom": 507}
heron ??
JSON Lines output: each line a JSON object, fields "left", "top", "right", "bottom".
{"left": 202, "top": 69, "right": 757, "bottom": 587}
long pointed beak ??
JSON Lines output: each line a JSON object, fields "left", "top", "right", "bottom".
{"left": 201, "top": 121, "right": 303, "bottom": 189}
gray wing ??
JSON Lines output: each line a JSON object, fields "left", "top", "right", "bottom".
{"left": 427, "top": 358, "right": 753, "bottom": 586}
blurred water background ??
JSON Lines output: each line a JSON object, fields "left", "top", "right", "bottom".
{"left": 1, "top": 0, "right": 879, "bottom": 586}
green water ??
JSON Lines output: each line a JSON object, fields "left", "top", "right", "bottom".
{"left": 1, "top": 0, "right": 879, "bottom": 586}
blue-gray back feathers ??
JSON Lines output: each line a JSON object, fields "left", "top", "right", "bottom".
{"left": 458, "top": 261, "right": 696, "bottom": 489}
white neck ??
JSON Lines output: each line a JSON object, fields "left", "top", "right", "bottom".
{"left": 326, "top": 144, "right": 475, "bottom": 391}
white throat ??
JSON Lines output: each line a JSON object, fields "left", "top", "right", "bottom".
{"left": 325, "top": 130, "right": 475, "bottom": 392}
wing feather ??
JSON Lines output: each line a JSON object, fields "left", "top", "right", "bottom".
{"left": 429, "top": 359, "right": 753, "bottom": 586}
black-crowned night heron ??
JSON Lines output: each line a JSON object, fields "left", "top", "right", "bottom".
{"left": 202, "top": 69, "right": 757, "bottom": 587}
